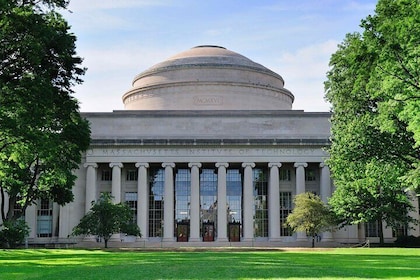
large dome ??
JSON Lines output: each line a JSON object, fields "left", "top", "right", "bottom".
{"left": 122, "top": 45, "right": 294, "bottom": 110}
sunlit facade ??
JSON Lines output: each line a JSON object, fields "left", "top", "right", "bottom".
{"left": 6, "top": 46, "right": 418, "bottom": 247}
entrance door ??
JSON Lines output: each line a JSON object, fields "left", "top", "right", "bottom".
{"left": 177, "top": 222, "right": 189, "bottom": 242}
{"left": 229, "top": 222, "right": 241, "bottom": 242}
{"left": 202, "top": 222, "right": 215, "bottom": 242}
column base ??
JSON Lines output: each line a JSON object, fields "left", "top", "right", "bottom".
{"left": 217, "top": 237, "right": 228, "bottom": 242}
{"left": 188, "top": 237, "right": 202, "bottom": 242}
{"left": 109, "top": 233, "right": 121, "bottom": 242}
{"left": 162, "top": 237, "right": 176, "bottom": 242}
{"left": 296, "top": 232, "right": 307, "bottom": 242}
{"left": 83, "top": 235, "right": 96, "bottom": 242}
{"left": 269, "top": 237, "right": 282, "bottom": 242}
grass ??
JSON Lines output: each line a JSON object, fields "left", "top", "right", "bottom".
{"left": 0, "top": 248, "right": 419, "bottom": 279}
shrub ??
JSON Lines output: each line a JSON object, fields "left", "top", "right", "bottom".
{"left": 0, "top": 219, "right": 30, "bottom": 248}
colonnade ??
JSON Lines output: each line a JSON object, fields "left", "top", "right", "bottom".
{"left": 83, "top": 161, "right": 332, "bottom": 242}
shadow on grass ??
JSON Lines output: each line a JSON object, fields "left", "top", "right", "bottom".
{"left": 0, "top": 249, "right": 419, "bottom": 279}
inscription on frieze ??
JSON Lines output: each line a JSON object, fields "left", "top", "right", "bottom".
{"left": 87, "top": 147, "right": 325, "bottom": 157}
{"left": 193, "top": 95, "right": 224, "bottom": 105}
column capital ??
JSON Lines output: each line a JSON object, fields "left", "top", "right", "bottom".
{"left": 188, "top": 162, "right": 202, "bottom": 168}
{"left": 135, "top": 162, "right": 149, "bottom": 168}
{"left": 319, "top": 162, "right": 328, "bottom": 168}
{"left": 84, "top": 162, "right": 98, "bottom": 168}
{"left": 215, "top": 162, "right": 229, "bottom": 168}
{"left": 268, "top": 162, "right": 282, "bottom": 168}
{"left": 162, "top": 162, "right": 175, "bottom": 168}
{"left": 109, "top": 162, "right": 123, "bottom": 168}
{"left": 242, "top": 162, "right": 256, "bottom": 168}
{"left": 294, "top": 162, "right": 308, "bottom": 168}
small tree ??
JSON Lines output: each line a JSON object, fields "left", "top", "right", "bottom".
{"left": 0, "top": 219, "right": 29, "bottom": 248}
{"left": 72, "top": 193, "right": 141, "bottom": 248}
{"left": 286, "top": 192, "right": 334, "bottom": 248}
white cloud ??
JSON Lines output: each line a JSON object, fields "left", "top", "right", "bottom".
{"left": 270, "top": 40, "right": 339, "bottom": 112}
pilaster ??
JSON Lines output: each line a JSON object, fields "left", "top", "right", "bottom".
{"left": 84, "top": 163, "right": 98, "bottom": 214}
{"left": 294, "top": 162, "right": 308, "bottom": 241}
{"left": 136, "top": 162, "right": 149, "bottom": 241}
{"left": 188, "top": 162, "right": 202, "bottom": 242}
{"left": 268, "top": 162, "right": 281, "bottom": 241}
{"left": 162, "top": 162, "right": 175, "bottom": 242}
{"left": 109, "top": 162, "right": 123, "bottom": 203}
{"left": 242, "top": 162, "right": 255, "bottom": 241}
{"left": 216, "top": 162, "right": 229, "bottom": 242}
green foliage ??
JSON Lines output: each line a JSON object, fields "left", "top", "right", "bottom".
{"left": 325, "top": 0, "right": 419, "bottom": 244}
{"left": 0, "top": 0, "right": 90, "bottom": 223}
{"left": 72, "top": 193, "right": 141, "bottom": 248}
{"left": 0, "top": 219, "right": 29, "bottom": 248}
{"left": 286, "top": 192, "right": 334, "bottom": 247}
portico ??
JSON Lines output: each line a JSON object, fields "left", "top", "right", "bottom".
{"left": 79, "top": 136, "right": 331, "bottom": 244}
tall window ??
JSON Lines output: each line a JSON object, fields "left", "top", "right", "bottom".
{"left": 125, "top": 192, "right": 137, "bottom": 224}
{"left": 101, "top": 169, "right": 112, "bottom": 181}
{"left": 37, "top": 198, "right": 53, "bottom": 237}
{"left": 13, "top": 200, "right": 24, "bottom": 219}
{"left": 149, "top": 168, "right": 164, "bottom": 237}
{"left": 253, "top": 168, "right": 268, "bottom": 237}
{"left": 305, "top": 169, "right": 316, "bottom": 181}
{"left": 200, "top": 169, "right": 218, "bottom": 233}
{"left": 365, "top": 221, "right": 380, "bottom": 237}
{"left": 279, "top": 169, "right": 291, "bottom": 181}
{"left": 126, "top": 170, "right": 138, "bottom": 181}
{"left": 227, "top": 169, "right": 242, "bottom": 224}
{"left": 175, "top": 169, "right": 191, "bottom": 224}
{"left": 280, "top": 192, "right": 293, "bottom": 236}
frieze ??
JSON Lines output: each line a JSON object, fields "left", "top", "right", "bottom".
{"left": 86, "top": 147, "right": 326, "bottom": 157}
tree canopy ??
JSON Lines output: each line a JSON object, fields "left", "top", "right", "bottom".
{"left": 72, "top": 193, "right": 141, "bottom": 248}
{"left": 0, "top": 0, "right": 90, "bottom": 223}
{"left": 325, "top": 0, "right": 419, "bottom": 243}
{"left": 286, "top": 192, "right": 334, "bottom": 248}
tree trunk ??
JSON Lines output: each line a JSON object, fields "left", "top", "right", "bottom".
{"left": 312, "top": 235, "right": 315, "bottom": 248}
{"left": 378, "top": 219, "right": 384, "bottom": 246}
{"left": 104, "top": 238, "right": 109, "bottom": 248}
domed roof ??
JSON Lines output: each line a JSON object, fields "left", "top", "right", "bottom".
{"left": 122, "top": 45, "right": 294, "bottom": 110}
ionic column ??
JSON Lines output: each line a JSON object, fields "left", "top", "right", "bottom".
{"left": 26, "top": 204, "right": 37, "bottom": 239}
{"left": 294, "top": 162, "right": 308, "bottom": 241}
{"left": 84, "top": 163, "right": 98, "bottom": 213}
{"left": 320, "top": 162, "right": 333, "bottom": 242}
{"left": 216, "top": 162, "right": 229, "bottom": 242}
{"left": 109, "top": 162, "right": 123, "bottom": 203}
{"left": 162, "top": 162, "right": 175, "bottom": 242}
{"left": 136, "top": 162, "right": 149, "bottom": 241}
{"left": 268, "top": 162, "right": 281, "bottom": 241}
{"left": 188, "top": 162, "right": 202, "bottom": 242}
{"left": 242, "top": 162, "right": 255, "bottom": 242}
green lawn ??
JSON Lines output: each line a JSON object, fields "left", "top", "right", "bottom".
{"left": 0, "top": 248, "right": 419, "bottom": 279}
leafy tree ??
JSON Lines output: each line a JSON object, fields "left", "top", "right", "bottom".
{"left": 286, "top": 192, "right": 334, "bottom": 248}
{"left": 0, "top": 0, "right": 90, "bottom": 225}
{"left": 0, "top": 219, "right": 29, "bottom": 248}
{"left": 72, "top": 193, "right": 141, "bottom": 248}
{"left": 325, "top": 0, "right": 419, "bottom": 245}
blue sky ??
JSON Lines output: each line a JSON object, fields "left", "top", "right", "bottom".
{"left": 63, "top": 0, "right": 377, "bottom": 112}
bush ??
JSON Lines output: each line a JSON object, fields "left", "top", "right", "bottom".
{"left": 0, "top": 219, "right": 30, "bottom": 248}
{"left": 394, "top": 235, "right": 420, "bottom": 247}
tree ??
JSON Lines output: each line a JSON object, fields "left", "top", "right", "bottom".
{"left": 286, "top": 192, "right": 334, "bottom": 248}
{"left": 325, "top": 0, "right": 419, "bottom": 244}
{"left": 0, "top": 0, "right": 90, "bottom": 225}
{"left": 72, "top": 193, "right": 141, "bottom": 248}
{"left": 0, "top": 219, "right": 29, "bottom": 248}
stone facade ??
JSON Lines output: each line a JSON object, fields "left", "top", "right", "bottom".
{"left": 5, "top": 46, "right": 419, "bottom": 247}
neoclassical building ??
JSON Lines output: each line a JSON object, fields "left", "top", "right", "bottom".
{"left": 12, "top": 46, "right": 420, "bottom": 246}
